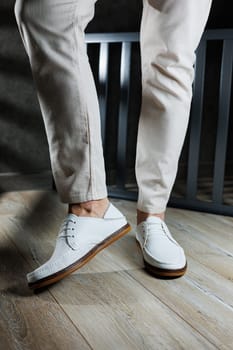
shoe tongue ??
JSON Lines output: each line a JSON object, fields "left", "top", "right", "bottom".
{"left": 103, "top": 203, "right": 122, "bottom": 219}
{"left": 145, "top": 216, "right": 162, "bottom": 224}
{"left": 67, "top": 213, "right": 79, "bottom": 220}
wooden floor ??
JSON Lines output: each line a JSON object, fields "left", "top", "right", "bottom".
{"left": 0, "top": 190, "right": 233, "bottom": 350}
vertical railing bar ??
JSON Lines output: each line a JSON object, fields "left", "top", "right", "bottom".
{"left": 98, "top": 42, "right": 109, "bottom": 147}
{"left": 86, "top": 30, "right": 233, "bottom": 216}
{"left": 116, "top": 42, "right": 132, "bottom": 189}
{"left": 186, "top": 40, "right": 207, "bottom": 199}
{"left": 212, "top": 39, "right": 233, "bottom": 203}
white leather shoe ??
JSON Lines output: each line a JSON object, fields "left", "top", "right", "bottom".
{"left": 27, "top": 203, "right": 131, "bottom": 289}
{"left": 136, "top": 216, "right": 187, "bottom": 278}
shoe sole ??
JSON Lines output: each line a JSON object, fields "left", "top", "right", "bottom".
{"left": 136, "top": 240, "right": 187, "bottom": 278}
{"left": 144, "top": 259, "right": 187, "bottom": 279}
{"left": 28, "top": 223, "right": 131, "bottom": 290}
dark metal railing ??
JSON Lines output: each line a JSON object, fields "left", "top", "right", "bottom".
{"left": 86, "top": 30, "right": 233, "bottom": 216}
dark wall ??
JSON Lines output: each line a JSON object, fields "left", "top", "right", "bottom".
{"left": 0, "top": 0, "right": 50, "bottom": 176}
{"left": 89, "top": 0, "right": 233, "bottom": 32}
{"left": 0, "top": 0, "right": 232, "bottom": 188}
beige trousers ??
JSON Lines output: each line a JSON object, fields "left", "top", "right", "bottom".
{"left": 14, "top": 0, "right": 212, "bottom": 213}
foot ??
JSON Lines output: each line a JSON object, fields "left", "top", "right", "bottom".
{"left": 68, "top": 198, "right": 110, "bottom": 218}
{"left": 136, "top": 216, "right": 187, "bottom": 278}
{"left": 27, "top": 203, "right": 131, "bottom": 289}
{"left": 137, "top": 208, "right": 165, "bottom": 225}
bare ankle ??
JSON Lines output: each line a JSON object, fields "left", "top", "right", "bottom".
{"left": 69, "top": 198, "right": 110, "bottom": 218}
{"left": 137, "top": 209, "right": 165, "bottom": 225}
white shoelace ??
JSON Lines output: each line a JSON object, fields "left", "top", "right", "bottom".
{"left": 142, "top": 221, "right": 176, "bottom": 248}
{"left": 58, "top": 219, "right": 77, "bottom": 239}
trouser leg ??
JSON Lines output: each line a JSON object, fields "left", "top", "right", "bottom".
{"left": 14, "top": 0, "right": 107, "bottom": 203}
{"left": 136, "top": 0, "right": 212, "bottom": 213}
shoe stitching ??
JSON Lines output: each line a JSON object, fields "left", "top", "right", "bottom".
{"left": 146, "top": 222, "right": 179, "bottom": 245}
{"left": 161, "top": 222, "right": 180, "bottom": 246}
{"left": 137, "top": 221, "right": 185, "bottom": 269}
{"left": 28, "top": 227, "right": 124, "bottom": 280}
{"left": 140, "top": 221, "right": 181, "bottom": 252}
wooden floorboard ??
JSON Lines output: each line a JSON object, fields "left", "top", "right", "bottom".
{"left": 0, "top": 223, "right": 91, "bottom": 350}
{"left": 0, "top": 190, "right": 233, "bottom": 349}
{"left": 51, "top": 271, "right": 216, "bottom": 350}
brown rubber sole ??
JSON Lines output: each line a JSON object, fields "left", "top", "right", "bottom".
{"left": 144, "top": 259, "right": 187, "bottom": 279}
{"left": 136, "top": 240, "right": 187, "bottom": 279}
{"left": 28, "top": 223, "right": 131, "bottom": 290}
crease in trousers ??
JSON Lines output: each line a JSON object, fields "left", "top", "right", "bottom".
{"left": 14, "top": 0, "right": 212, "bottom": 213}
